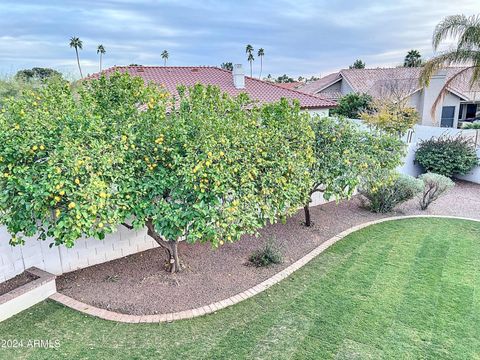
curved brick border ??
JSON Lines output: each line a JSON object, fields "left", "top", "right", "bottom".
{"left": 49, "top": 215, "right": 480, "bottom": 323}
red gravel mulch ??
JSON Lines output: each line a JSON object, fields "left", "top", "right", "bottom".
{"left": 56, "top": 180, "right": 480, "bottom": 315}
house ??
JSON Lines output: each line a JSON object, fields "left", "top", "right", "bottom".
{"left": 91, "top": 64, "right": 336, "bottom": 116}
{"left": 298, "top": 67, "right": 480, "bottom": 128}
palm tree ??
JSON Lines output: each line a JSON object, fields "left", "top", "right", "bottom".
{"left": 97, "top": 44, "right": 106, "bottom": 72}
{"left": 161, "top": 50, "right": 169, "bottom": 66}
{"left": 420, "top": 14, "right": 480, "bottom": 115}
{"left": 69, "top": 37, "right": 83, "bottom": 78}
{"left": 404, "top": 49, "right": 422, "bottom": 67}
{"left": 257, "top": 48, "right": 265, "bottom": 79}
{"left": 245, "top": 44, "right": 254, "bottom": 77}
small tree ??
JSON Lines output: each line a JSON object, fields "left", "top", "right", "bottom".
{"left": 304, "top": 117, "right": 404, "bottom": 226}
{"left": 0, "top": 72, "right": 314, "bottom": 273}
{"left": 418, "top": 173, "right": 454, "bottom": 210}
{"left": 349, "top": 59, "right": 366, "bottom": 69}
{"left": 331, "top": 93, "right": 372, "bottom": 118}
{"left": 360, "top": 98, "right": 419, "bottom": 136}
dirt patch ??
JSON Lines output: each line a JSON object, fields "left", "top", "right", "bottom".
{"left": 57, "top": 180, "right": 480, "bottom": 315}
{"left": 0, "top": 272, "right": 38, "bottom": 297}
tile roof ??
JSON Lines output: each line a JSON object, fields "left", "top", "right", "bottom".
{"left": 88, "top": 66, "right": 336, "bottom": 109}
{"left": 299, "top": 67, "right": 480, "bottom": 101}
{"left": 298, "top": 72, "right": 342, "bottom": 95}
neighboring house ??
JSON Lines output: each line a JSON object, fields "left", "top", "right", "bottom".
{"left": 299, "top": 67, "right": 480, "bottom": 128}
{"left": 91, "top": 64, "right": 336, "bottom": 116}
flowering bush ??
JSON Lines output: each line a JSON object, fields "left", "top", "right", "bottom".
{"left": 359, "top": 171, "right": 423, "bottom": 213}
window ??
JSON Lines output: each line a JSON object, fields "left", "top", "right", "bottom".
{"left": 466, "top": 104, "right": 478, "bottom": 120}
{"left": 440, "top": 106, "right": 455, "bottom": 128}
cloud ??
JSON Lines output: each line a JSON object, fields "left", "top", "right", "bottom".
{"left": 0, "top": 0, "right": 478, "bottom": 78}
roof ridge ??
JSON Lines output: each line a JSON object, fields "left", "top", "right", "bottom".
{"left": 244, "top": 74, "right": 336, "bottom": 105}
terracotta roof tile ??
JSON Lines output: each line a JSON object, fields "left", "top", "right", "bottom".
{"left": 299, "top": 67, "right": 480, "bottom": 101}
{"left": 88, "top": 66, "right": 336, "bottom": 109}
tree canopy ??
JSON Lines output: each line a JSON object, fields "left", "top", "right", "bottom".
{"left": 349, "top": 59, "right": 366, "bottom": 69}
{"left": 15, "top": 68, "right": 63, "bottom": 82}
{"left": 331, "top": 93, "right": 373, "bottom": 119}
{"left": 304, "top": 116, "right": 404, "bottom": 226}
{"left": 0, "top": 72, "right": 314, "bottom": 272}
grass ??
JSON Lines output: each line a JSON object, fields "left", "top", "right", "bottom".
{"left": 0, "top": 218, "right": 479, "bottom": 359}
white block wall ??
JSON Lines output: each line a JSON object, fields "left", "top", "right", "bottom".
{"left": 0, "top": 225, "right": 159, "bottom": 283}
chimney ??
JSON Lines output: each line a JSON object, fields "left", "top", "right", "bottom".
{"left": 421, "top": 69, "right": 447, "bottom": 126}
{"left": 233, "top": 64, "right": 245, "bottom": 89}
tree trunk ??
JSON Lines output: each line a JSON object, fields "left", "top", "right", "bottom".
{"left": 146, "top": 220, "right": 182, "bottom": 273}
{"left": 100, "top": 54, "right": 102, "bottom": 72}
{"left": 75, "top": 48, "right": 83, "bottom": 78}
{"left": 304, "top": 205, "right": 312, "bottom": 227}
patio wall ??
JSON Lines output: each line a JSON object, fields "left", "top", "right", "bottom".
{"left": 0, "top": 193, "right": 331, "bottom": 283}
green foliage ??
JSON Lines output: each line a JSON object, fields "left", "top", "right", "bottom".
{"left": 331, "top": 93, "right": 373, "bottom": 119}
{"left": 275, "top": 74, "right": 295, "bottom": 83}
{"left": 418, "top": 173, "right": 454, "bottom": 210}
{"left": 248, "top": 238, "right": 283, "bottom": 267}
{"left": 0, "top": 77, "right": 40, "bottom": 108}
{"left": 220, "top": 62, "right": 233, "bottom": 71}
{"left": 349, "top": 59, "right": 366, "bottom": 69}
{"left": 360, "top": 100, "right": 419, "bottom": 135}
{"left": 359, "top": 171, "right": 423, "bottom": 213}
{"left": 309, "top": 117, "right": 404, "bottom": 203}
{"left": 462, "top": 122, "right": 480, "bottom": 129}
{"left": 415, "top": 136, "right": 479, "bottom": 177}
{"left": 404, "top": 50, "right": 423, "bottom": 67}
{"left": 0, "top": 72, "right": 314, "bottom": 252}
{"left": 15, "top": 67, "right": 62, "bottom": 81}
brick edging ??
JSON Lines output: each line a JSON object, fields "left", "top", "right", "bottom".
{"left": 49, "top": 215, "right": 480, "bottom": 323}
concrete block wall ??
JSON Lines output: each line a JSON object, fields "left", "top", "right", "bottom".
{"left": 0, "top": 225, "right": 159, "bottom": 283}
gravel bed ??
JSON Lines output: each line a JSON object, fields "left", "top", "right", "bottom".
{"left": 57, "top": 180, "right": 480, "bottom": 315}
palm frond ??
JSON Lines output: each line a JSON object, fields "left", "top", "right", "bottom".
{"left": 433, "top": 15, "right": 471, "bottom": 49}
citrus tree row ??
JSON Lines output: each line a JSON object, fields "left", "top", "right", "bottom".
{"left": 0, "top": 72, "right": 403, "bottom": 273}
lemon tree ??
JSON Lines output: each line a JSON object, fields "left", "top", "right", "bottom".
{"left": 305, "top": 117, "right": 404, "bottom": 226}
{"left": 0, "top": 72, "right": 314, "bottom": 273}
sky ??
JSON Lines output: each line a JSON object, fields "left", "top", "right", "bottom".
{"left": 0, "top": 0, "right": 478, "bottom": 79}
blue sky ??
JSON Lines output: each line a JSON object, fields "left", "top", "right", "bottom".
{"left": 0, "top": 0, "right": 478, "bottom": 79}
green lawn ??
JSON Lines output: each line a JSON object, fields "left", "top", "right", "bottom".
{"left": 1, "top": 218, "right": 479, "bottom": 360}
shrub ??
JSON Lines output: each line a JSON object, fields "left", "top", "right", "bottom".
{"left": 418, "top": 173, "right": 454, "bottom": 210}
{"left": 359, "top": 171, "right": 423, "bottom": 213}
{"left": 462, "top": 122, "right": 480, "bottom": 130}
{"left": 249, "top": 238, "right": 283, "bottom": 267}
{"left": 415, "top": 136, "right": 479, "bottom": 177}
{"left": 331, "top": 93, "right": 373, "bottom": 118}
{"left": 360, "top": 99, "right": 419, "bottom": 136}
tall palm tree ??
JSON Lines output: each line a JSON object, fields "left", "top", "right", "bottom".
{"left": 246, "top": 44, "right": 254, "bottom": 77}
{"left": 420, "top": 14, "right": 480, "bottom": 115}
{"left": 97, "top": 44, "right": 106, "bottom": 72}
{"left": 161, "top": 50, "right": 169, "bottom": 66}
{"left": 69, "top": 37, "right": 83, "bottom": 78}
{"left": 257, "top": 48, "right": 264, "bottom": 79}
{"left": 404, "top": 49, "right": 422, "bottom": 67}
